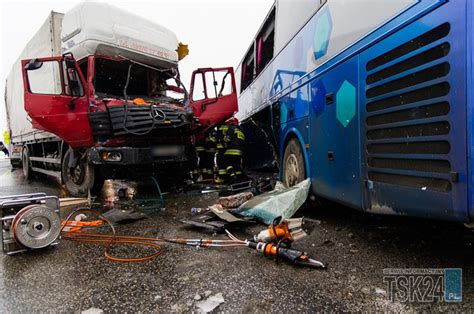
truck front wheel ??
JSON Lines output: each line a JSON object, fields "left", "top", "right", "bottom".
{"left": 282, "top": 138, "right": 306, "bottom": 187}
{"left": 62, "top": 149, "right": 100, "bottom": 197}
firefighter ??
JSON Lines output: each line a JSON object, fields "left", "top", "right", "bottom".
{"left": 215, "top": 123, "right": 230, "bottom": 184}
{"left": 193, "top": 129, "right": 218, "bottom": 182}
{"left": 192, "top": 141, "right": 206, "bottom": 181}
{"left": 202, "top": 129, "right": 218, "bottom": 181}
{"left": 223, "top": 118, "right": 245, "bottom": 183}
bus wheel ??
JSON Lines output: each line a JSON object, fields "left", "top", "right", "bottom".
{"left": 22, "top": 146, "right": 32, "bottom": 180}
{"left": 62, "top": 149, "right": 96, "bottom": 197}
{"left": 283, "top": 138, "right": 306, "bottom": 187}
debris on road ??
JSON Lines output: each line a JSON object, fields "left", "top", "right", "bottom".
{"left": 59, "top": 197, "right": 90, "bottom": 209}
{"left": 181, "top": 207, "right": 254, "bottom": 233}
{"left": 81, "top": 308, "right": 104, "bottom": 314}
{"left": 235, "top": 178, "right": 311, "bottom": 224}
{"left": 101, "top": 207, "right": 149, "bottom": 224}
{"left": 181, "top": 214, "right": 227, "bottom": 233}
{"left": 218, "top": 191, "right": 254, "bottom": 208}
{"left": 62, "top": 214, "right": 103, "bottom": 232}
{"left": 209, "top": 205, "right": 248, "bottom": 223}
{"left": 191, "top": 207, "right": 210, "bottom": 215}
{"left": 3, "top": 176, "right": 324, "bottom": 272}
{"left": 195, "top": 293, "right": 225, "bottom": 313}
{"left": 102, "top": 180, "right": 138, "bottom": 204}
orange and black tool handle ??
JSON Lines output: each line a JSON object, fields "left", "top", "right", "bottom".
{"left": 248, "top": 241, "right": 328, "bottom": 269}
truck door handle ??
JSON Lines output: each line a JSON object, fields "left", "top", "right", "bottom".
{"left": 68, "top": 99, "right": 76, "bottom": 110}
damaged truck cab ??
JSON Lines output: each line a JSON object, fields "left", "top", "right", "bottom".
{"left": 17, "top": 2, "right": 237, "bottom": 195}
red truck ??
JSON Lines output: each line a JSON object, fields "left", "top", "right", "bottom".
{"left": 6, "top": 3, "right": 237, "bottom": 196}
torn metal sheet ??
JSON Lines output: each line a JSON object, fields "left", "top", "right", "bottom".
{"left": 209, "top": 206, "right": 246, "bottom": 223}
{"left": 101, "top": 208, "right": 148, "bottom": 223}
{"left": 180, "top": 219, "right": 226, "bottom": 233}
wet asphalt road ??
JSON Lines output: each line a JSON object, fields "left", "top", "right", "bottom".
{"left": 0, "top": 159, "right": 472, "bottom": 312}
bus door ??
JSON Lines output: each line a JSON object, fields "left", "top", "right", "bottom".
{"left": 308, "top": 57, "right": 363, "bottom": 209}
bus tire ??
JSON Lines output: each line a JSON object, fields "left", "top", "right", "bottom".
{"left": 22, "top": 146, "right": 32, "bottom": 180}
{"left": 62, "top": 149, "right": 96, "bottom": 197}
{"left": 282, "top": 138, "right": 306, "bottom": 187}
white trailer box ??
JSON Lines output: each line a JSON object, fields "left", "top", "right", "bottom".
{"left": 5, "top": 12, "right": 63, "bottom": 146}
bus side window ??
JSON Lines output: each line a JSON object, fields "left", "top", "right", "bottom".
{"left": 241, "top": 44, "right": 255, "bottom": 92}
{"left": 256, "top": 8, "right": 275, "bottom": 74}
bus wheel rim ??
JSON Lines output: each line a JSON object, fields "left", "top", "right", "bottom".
{"left": 285, "top": 153, "right": 299, "bottom": 187}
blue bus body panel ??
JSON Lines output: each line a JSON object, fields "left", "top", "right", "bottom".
{"left": 468, "top": 0, "right": 474, "bottom": 220}
{"left": 359, "top": 0, "right": 468, "bottom": 221}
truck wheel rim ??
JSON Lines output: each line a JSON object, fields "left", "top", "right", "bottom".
{"left": 65, "top": 153, "right": 86, "bottom": 185}
{"left": 285, "top": 154, "right": 299, "bottom": 187}
{"left": 70, "top": 162, "right": 85, "bottom": 184}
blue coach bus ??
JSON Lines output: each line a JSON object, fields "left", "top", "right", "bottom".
{"left": 235, "top": 0, "right": 473, "bottom": 222}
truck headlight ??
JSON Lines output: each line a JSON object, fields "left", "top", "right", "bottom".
{"left": 101, "top": 151, "right": 122, "bottom": 162}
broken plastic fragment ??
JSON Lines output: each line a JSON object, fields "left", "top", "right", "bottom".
{"left": 195, "top": 293, "right": 225, "bottom": 313}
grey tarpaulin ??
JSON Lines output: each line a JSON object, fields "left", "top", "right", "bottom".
{"left": 234, "top": 179, "right": 311, "bottom": 224}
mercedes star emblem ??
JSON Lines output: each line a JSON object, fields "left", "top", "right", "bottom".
{"left": 150, "top": 106, "right": 166, "bottom": 121}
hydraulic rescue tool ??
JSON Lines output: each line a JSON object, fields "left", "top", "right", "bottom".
{"left": 244, "top": 216, "right": 327, "bottom": 269}
{"left": 253, "top": 217, "right": 317, "bottom": 243}
{"left": 247, "top": 241, "right": 327, "bottom": 269}
{"left": 1, "top": 193, "right": 61, "bottom": 254}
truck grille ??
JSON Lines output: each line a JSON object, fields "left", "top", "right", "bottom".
{"left": 108, "top": 105, "right": 188, "bottom": 136}
{"left": 365, "top": 23, "right": 452, "bottom": 193}
{"left": 90, "top": 105, "right": 190, "bottom": 138}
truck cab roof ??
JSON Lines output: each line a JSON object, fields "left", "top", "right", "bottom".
{"left": 61, "top": 2, "right": 179, "bottom": 68}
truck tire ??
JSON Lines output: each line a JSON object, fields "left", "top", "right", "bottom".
{"left": 22, "top": 146, "right": 32, "bottom": 180}
{"left": 282, "top": 138, "right": 306, "bottom": 187}
{"left": 62, "top": 149, "right": 98, "bottom": 197}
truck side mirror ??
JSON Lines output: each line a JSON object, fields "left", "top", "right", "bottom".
{"left": 65, "top": 58, "right": 75, "bottom": 70}
{"left": 24, "top": 59, "right": 43, "bottom": 71}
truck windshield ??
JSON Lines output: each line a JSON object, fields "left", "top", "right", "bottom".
{"left": 94, "top": 58, "right": 182, "bottom": 102}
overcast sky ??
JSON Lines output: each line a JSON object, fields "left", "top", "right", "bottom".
{"left": 0, "top": 0, "right": 273, "bottom": 133}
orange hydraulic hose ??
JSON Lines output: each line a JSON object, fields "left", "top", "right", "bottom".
{"left": 60, "top": 208, "right": 246, "bottom": 263}
{"left": 63, "top": 234, "right": 163, "bottom": 262}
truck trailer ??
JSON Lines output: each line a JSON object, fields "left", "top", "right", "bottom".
{"left": 5, "top": 2, "right": 238, "bottom": 196}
